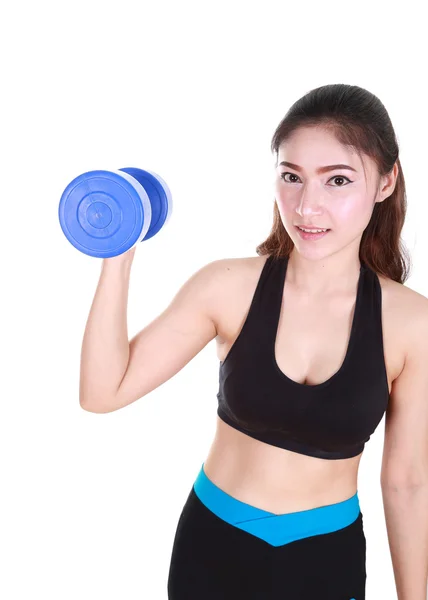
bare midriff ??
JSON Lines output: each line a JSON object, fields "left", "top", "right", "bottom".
{"left": 202, "top": 416, "right": 363, "bottom": 515}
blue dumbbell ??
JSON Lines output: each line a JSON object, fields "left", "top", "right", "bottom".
{"left": 58, "top": 167, "right": 172, "bottom": 257}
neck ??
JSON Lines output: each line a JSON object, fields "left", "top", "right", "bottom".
{"left": 286, "top": 247, "right": 362, "bottom": 296}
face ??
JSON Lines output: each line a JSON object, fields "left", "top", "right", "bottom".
{"left": 273, "top": 126, "right": 396, "bottom": 259}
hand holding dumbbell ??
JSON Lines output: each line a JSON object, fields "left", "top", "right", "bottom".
{"left": 58, "top": 167, "right": 172, "bottom": 258}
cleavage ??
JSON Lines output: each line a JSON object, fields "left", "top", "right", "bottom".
{"left": 274, "top": 286, "right": 357, "bottom": 387}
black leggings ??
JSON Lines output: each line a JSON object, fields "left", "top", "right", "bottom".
{"left": 167, "top": 465, "right": 367, "bottom": 599}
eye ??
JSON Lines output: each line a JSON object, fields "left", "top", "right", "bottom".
{"left": 280, "top": 172, "right": 352, "bottom": 186}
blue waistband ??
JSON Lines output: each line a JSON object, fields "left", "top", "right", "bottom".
{"left": 193, "top": 463, "right": 361, "bottom": 547}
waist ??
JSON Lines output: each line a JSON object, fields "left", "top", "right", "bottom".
{"left": 193, "top": 462, "right": 361, "bottom": 547}
{"left": 203, "top": 417, "right": 361, "bottom": 513}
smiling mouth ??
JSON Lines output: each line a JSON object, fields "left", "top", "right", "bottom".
{"left": 296, "top": 226, "right": 330, "bottom": 232}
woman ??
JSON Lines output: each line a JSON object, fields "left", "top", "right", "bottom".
{"left": 80, "top": 84, "right": 428, "bottom": 599}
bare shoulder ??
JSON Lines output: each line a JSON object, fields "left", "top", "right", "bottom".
{"left": 208, "top": 254, "right": 268, "bottom": 280}
{"left": 204, "top": 254, "right": 268, "bottom": 288}
{"left": 179, "top": 255, "right": 262, "bottom": 294}
{"left": 378, "top": 273, "right": 428, "bottom": 359}
{"left": 206, "top": 255, "right": 269, "bottom": 341}
{"left": 378, "top": 273, "right": 428, "bottom": 319}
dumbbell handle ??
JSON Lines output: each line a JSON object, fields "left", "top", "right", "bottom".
{"left": 102, "top": 245, "right": 137, "bottom": 267}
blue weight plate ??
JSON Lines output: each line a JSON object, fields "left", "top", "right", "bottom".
{"left": 119, "top": 167, "right": 172, "bottom": 240}
{"left": 58, "top": 169, "right": 152, "bottom": 258}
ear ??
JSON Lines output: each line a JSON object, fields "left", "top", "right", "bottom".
{"left": 377, "top": 162, "right": 399, "bottom": 203}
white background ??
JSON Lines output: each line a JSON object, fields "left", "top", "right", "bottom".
{"left": 2, "top": 1, "right": 427, "bottom": 598}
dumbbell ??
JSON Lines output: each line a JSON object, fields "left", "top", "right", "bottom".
{"left": 58, "top": 167, "right": 172, "bottom": 257}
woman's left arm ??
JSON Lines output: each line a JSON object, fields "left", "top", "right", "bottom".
{"left": 380, "top": 296, "right": 428, "bottom": 600}
{"left": 381, "top": 484, "right": 428, "bottom": 600}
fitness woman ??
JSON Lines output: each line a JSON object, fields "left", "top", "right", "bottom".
{"left": 80, "top": 84, "right": 428, "bottom": 599}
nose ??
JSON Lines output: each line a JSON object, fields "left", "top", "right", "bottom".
{"left": 296, "top": 180, "right": 325, "bottom": 213}
{"left": 293, "top": 177, "right": 330, "bottom": 221}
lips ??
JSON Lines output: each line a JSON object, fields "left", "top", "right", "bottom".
{"left": 296, "top": 226, "right": 330, "bottom": 231}
{"left": 295, "top": 226, "right": 331, "bottom": 240}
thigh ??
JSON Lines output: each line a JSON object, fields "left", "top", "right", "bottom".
{"left": 167, "top": 487, "right": 273, "bottom": 600}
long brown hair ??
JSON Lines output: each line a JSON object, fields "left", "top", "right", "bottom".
{"left": 256, "top": 84, "right": 411, "bottom": 284}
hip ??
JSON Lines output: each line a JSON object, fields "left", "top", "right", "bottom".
{"left": 167, "top": 463, "right": 367, "bottom": 599}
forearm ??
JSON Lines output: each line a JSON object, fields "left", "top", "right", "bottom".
{"left": 381, "top": 483, "right": 428, "bottom": 600}
{"left": 79, "top": 256, "right": 134, "bottom": 410}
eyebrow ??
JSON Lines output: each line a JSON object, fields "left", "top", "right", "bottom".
{"left": 278, "top": 161, "right": 357, "bottom": 174}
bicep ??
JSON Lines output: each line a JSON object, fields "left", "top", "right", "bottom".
{"left": 381, "top": 300, "right": 428, "bottom": 488}
{"left": 114, "top": 261, "right": 221, "bottom": 410}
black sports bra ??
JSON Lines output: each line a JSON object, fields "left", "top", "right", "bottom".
{"left": 216, "top": 254, "right": 390, "bottom": 460}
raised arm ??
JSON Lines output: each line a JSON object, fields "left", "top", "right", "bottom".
{"left": 79, "top": 254, "right": 223, "bottom": 414}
